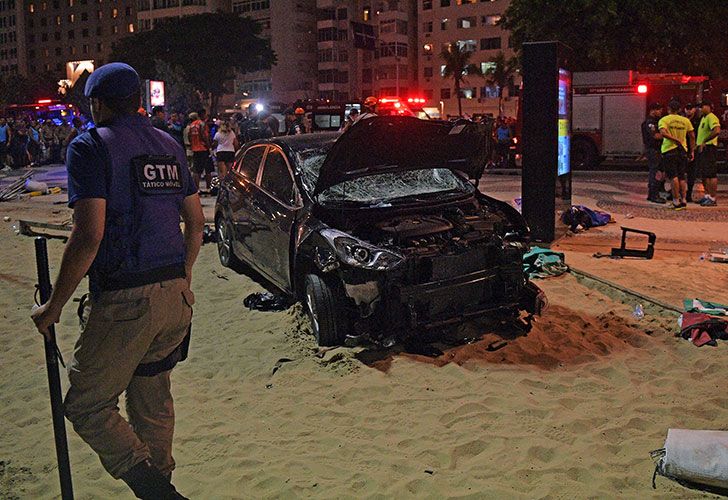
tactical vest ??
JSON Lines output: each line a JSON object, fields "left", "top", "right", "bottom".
{"left": 88, "top": 115, "right": 190, "bottom": 294}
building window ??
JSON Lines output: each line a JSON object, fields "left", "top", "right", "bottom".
{"left": 125, "top": 6, "right": 131, "bottom": 14}
{"left": 424, "top": 89, "right": 433, "bottom": 100}
{"left": 68, "top": 13, "right": 74, "bottom": 22}
{"left": 440, "top": 88, "right": 451, "bottom": 99}
{"left": 54, "top": 47, "right": 60, "bottom": 55}
{"left": 337, "top": 7, "right": 346, "bottom": 19}
{"left": 422, "top": 42, "right": 433, "bottom": 55}
{"left": 423, "top": 66, "right": 433, "bottom": 77}
{"left": 423, "top": 21, "right": 432, "bottom": 33}
{"left": 112, "top": 24, "right": 118, "bottom": 33}
{"left": 456, "top": 39, "right": 477, "bottom": 52}
{"left": 54, "top": 31, "right": 60, "bottom": 39}
{"left": 456, "top": 0, "right": 476, "bottom": 4}
{"left": 68, "top": 0, "right": 73, "bottom": 5}
{"left": 81, "top": 12, "right": 87, "bottom": 20}
{"left": 82, "top": 27, "right": 88, "bottom": 36}
{"left": 67, "top": 29, "right": 74, "bottom": 38}
{"left": 377, "top": 42, "right": 408, "bottom": 58}
{"left": 127, "top": 22, "right": 133, "bottom": 32}
{"left": 482, "top": 14, "right": 501, "bottom": 25}
{"left": 29, "top": 3, "right": 35, "bottom": 12}
{"left": 82, "top": 43, "right": 88, "bottom": 53}
{"left": 97, "top": 9, "right": 102, "bottom": 17}
{"left": 440, "top": 18, "right": 448, "bottom": 30}
{"left": 440, "top": 0, "right": 449, "bottom": 6}
{"left": 112, "top": 7, "right": 117, "bottom": 17}
{"left": 96, "top": 25, "right": 102, "bottom": 35}
{"left": 41, "top": 32, "right": 48, "bottom": 40}
{"left": 97, "top": 42, "right": 103, "bottom": 50}
{"left": 54, "top": 14, "right": 60, "bottom": 23}
{"left": 480, "top": 37, "right": 500, "bottom": 50}
{"left": 422, "top": 0, "right": 431, "bottom": 9}
{"left": 232, "top": 0, "right": 268, "bottom": 13}
{"left": 362, "top": 68, "right": 372, "bottom": 83}
{"left": 458, "top": 16, "right": 475, "bottom": 28}
{"left": 480, "top": 61, "right": 495, "bottom": 73}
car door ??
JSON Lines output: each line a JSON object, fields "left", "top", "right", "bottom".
{"left": 226, "top": 144, "right": 266, "bottom": 263}
{"left": 246, "top": 145, "right": 301, "bottom": 291}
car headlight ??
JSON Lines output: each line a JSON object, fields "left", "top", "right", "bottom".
{"left": 321, "top": 229, "right": 404, "bottom": 270}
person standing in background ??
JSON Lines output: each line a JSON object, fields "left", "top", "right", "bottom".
{"left": 642, "top": 102, "right": 664, "bottom": 203}
{"left": 695, "top": 100, "right": 721, "bottom": 206}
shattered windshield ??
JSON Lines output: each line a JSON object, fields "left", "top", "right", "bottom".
{"left": 295, "top": 149, "right": 470, "bottom": 203}
{"left": 320, "top": 169, "right": 470, "bottom": 203}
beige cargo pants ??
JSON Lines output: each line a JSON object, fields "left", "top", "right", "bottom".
{"left": 64, "top": 278, "right": 193, "bottom": 479}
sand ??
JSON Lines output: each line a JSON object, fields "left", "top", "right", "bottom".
{"left": 1, "top": 170, "right": 728, "bottom": 498}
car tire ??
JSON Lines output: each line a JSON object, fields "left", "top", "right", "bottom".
{"left": 304, "top": 274, "right": 347, "bottom": 346}
{"left": 216, "top": 216, "right": 246, "bottom": 273}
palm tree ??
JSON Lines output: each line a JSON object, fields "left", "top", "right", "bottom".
{"left": 440, "top": 42, "right": 481, "bottom": 117}
{"left": 483, "top": 51, "right": 518, "bottom": 117}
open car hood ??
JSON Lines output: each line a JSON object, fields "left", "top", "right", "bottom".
{"left": 313, "top": 116, "right": 489, "bottom": 196}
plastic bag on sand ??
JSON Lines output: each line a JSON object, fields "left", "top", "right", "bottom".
{"left": 654, "top": 429, "right": 728, "bottom": 493}
{"left": 24, "top": 179, "right": 48, "bottom": 193}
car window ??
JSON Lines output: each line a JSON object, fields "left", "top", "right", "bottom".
{"left": 236, "top": 146, "right": 265, "bottom": 181}
{"left": 260, "top": 148, "right": 296, "bottom": 206}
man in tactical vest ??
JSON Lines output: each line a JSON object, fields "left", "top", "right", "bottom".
{"left": 31, "top": 62, "right": 204, "bottom": 499}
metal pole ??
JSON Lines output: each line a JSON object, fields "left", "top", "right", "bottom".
{"left": 34, "top": 237, "right": 74, "bottom": 500}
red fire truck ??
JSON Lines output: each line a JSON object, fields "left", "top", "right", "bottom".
{"left": 569, "top": 71, "right": 726, "bottom": 168}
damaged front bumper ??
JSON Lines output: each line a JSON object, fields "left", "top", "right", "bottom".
{"left": 339, "top": 266, "right": 547, "bottom": 331}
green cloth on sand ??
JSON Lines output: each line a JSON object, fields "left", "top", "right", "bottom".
{"left": 683, "top": 298, "right": 728, "bottom": 316}
{"left": 523, "top": 246, "right": 568, "bottom": 279}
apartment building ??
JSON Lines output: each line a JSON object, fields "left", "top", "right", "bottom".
{"left": 137, "top": 0, "right": 230, "bottom": 32}
{"left": 233, "top": 0, "right": 318, "bottom": 105}
{"left": 0, "top": 0, "right": 25, "bottom": 74}
{"left": 314, "top": 0, "right": 417, "bottom": 102}
{"left": 19, "top": 0, "right": 137, "bottom": 80}
{"left": 418, "top": 0, "right": 515, "bottom": 117}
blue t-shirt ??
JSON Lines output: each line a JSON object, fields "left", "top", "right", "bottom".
{"left": 0, "top": 124, "right": 8, "bottom": 142}
{"left": 496, "top": 126, "right": 512, "bottom": 143}
{"left": 67, "top": 114, "right": 197, "bottom": 290}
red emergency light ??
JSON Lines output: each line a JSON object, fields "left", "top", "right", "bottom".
{"left": 37, "top": 99, "right": 53, "bottom": 104}
{"left": 637, "top": 84, "right": 648, "bottom": 94}
{"left": 379, "top": 97, "right": 399, "bottom": 103}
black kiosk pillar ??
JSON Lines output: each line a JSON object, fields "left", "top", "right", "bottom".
{"left": 521, "top": 41, "right": 572, "bottom": 243}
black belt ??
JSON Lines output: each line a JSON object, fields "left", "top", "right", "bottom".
{"left": 99, "top": 263, "right": 186, "bottom": 291}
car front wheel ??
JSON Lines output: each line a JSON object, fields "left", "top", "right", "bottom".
{"left": 304, "top": 274, "right": 348, "bottom": 346}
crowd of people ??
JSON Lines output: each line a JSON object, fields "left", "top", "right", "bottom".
{"left": 0, "top": 116, "right": 84, "bottom": 170}
{"left": 642, "top": 99, "right": 721, "bottom": 209}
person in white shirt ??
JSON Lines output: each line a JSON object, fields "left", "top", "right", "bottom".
{"left": 212, "top": 120, "right": 239, "bottom": 179}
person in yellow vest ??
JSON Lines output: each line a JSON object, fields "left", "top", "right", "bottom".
{"left": 695, "top": 100, "right": 721, "bottom": 206}
{"left": 658, "top": 100, "right": 695, "bottom": 210}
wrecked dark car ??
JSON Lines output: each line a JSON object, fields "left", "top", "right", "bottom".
{"left": 215, "top": 116, "right": 545, "bottom": 346}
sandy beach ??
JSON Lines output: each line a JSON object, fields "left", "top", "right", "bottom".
{"left": 1, "top": 169, "right": 728, "bottom": 498}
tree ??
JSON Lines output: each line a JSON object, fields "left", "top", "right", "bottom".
{"left": 0, "top": 72, "right": 60, "bottom": 107}
{"left": 500, "top": 0, "right": 728, "bottom": 77}
{"left": 483, "top": 52, "right": 518, "bottom": 117}
{"left": 109, "top": 13, "right": 275, "bottom": 114}
{"left": 440, "top": 42, "right": 482, "bottom": 117}
{"left": 154, "top": 59, "right": 202, "bottom": 115}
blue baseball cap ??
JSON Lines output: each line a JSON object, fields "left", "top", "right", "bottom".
{"left": 84, "top": 62, "right": 141, "bottom": 99}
